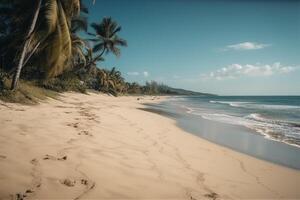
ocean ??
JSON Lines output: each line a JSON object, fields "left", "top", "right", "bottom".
{"left": 146, "top": 96, "right": 300, "bottom": 169}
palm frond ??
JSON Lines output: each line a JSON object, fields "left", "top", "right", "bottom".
{"left": 89, "top": 17, "right": 127, "bottom": 59}
{"left": 92, "top": 43, "right": 104, "bottom": 52}
{"left": 110, "top": 26, "right": 121, "bottom": 37}
{"left": 71, "top": 15, "right": 87, "bottom": 33}
{"left": 43, "top": 0, "right": 58, "bottom": 33}
{"left": 114, "top": 36, "right": 127, "bottom": 46}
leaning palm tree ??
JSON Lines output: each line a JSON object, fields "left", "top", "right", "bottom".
{"left": 87, "top": 17, "right": 127, "bottom": 66}
{"left": 8, "top": 0, "right": 83, "bottom": 90}
{"left": 75, "top": 48, "right": 104, "bottom": 88}
{"left": 33, "top": 0, "right": 81, "bottom": 79}
{"left": 9, "top": 0, "right": 42, "bottom": 90}
{"left": 85, "top": 48, "right": 104, "bottom": 72}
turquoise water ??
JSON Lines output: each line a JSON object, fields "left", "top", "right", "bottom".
{"left": 148, "top": 96, "right": 300, "bottom": 169}
{"left": 173, "top": 96, "right": 300, "bottom": 147}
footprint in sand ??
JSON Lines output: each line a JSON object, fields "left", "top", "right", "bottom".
{"left": 190, "top": 191, "right": 218, "bottom": 200}
{"left": 60, "top": 178, "right": 93, "bottom": 188}
{"left": 60, "top": 178, "right": 76, "bottom": 187}
{"left": 57, "top": 155, "right": 68, "bottom": 161}
{"left": 14, "top": 193, "right": 27, "bottom": 200}
{"left": 80, "top": 179, "right": 89, "bottom": 185}
{"left": 23, "top": 159, "right": 42, "bottom": 199}
{"left": 57, "top": 167, "right": 96, "bottom": 199}
{"left": 67, "top": 122, "right": 79, "bottom": 128}
{"left": 204, "top": 192, "right": 219, "bottom": 200}
{"left": 78, "top": 130, "right": 93, "bottom": 136}
{"left": 43, "top": 154, "right": 67, "bottom": 161}
{"left": 23, "top": 154, "right": 68, "bottom": 198}
{"left": 13, "top": 189, "right": 36, "bottom": 200}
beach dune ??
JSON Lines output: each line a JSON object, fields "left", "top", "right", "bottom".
{"left": 0, "top": 92, "right": 300, "bottom": 199}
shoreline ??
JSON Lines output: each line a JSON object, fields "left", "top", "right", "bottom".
{"left": 145, "top": 98, "right": 300, "bottom": 170}
{"left": 146, "top": 103, "right": 300, "bottom": 170}
{"left": 0, "top": 92, "right": 300, "bottom": 199}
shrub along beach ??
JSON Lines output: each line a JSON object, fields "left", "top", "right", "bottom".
{"left": 0, "top": 0, "right": 300, "bottom": 199}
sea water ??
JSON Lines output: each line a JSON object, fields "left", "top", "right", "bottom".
{"left": 148, "top": 96, "right": 300, "bottom": 169}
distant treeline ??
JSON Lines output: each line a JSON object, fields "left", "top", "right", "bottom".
{"left": 127, "top": 81, "right": 213, "bottom": 96}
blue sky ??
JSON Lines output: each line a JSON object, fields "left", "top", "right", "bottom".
{"left": 84, "top": 0, "right": 300, "bottom": 95}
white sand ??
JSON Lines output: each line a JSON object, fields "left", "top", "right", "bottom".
{"left": 0, "top": 92, "right": 300, "bottom": 199}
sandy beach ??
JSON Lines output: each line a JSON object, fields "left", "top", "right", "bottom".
{"left": 0, "top": 92, "right": 300, "bottom": 200}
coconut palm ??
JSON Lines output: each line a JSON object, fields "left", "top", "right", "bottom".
{"left": 33, "top": 0, "right": 81, "bottom": 79}
{"left": 4, "top": 0, "right": 82, "bottom": 90}
{"left": 87, "top": 17, "right": 127, "bottom": 66}
{"left": 10, "top": 0, "right": 42, "bottom": 90}
{"left": 0, "top": 0, "right": 42, "bottom": 83}
{"left": 96, "top": 69, "right": 116, "bottom": 94}
{"left": 85, "top": 48, "right": 104, "bottom": 72}
{"left": 108, "top": 67, "right": 125, "bottom": 93}
{"left": 70, "top": 15, "right": 89, "bottom": 67}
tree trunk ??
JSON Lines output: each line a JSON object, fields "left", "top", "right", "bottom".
{"left": 85, "top": 48, "right": 106, "bottom": 69}
{"left": 7, "top": 41, "right": 41, "bottom": 76}
{"left": 11, "top": 0, "right": 42, "bottom": 90}
{"left": 23, "top": 42, "right": 41, "bottom": 67}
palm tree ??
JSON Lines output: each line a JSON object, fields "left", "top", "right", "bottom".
{"left": 87, "top": 17, "right": 127, "bottom": 66}
{"left": 6, "top": 0, "right": 82, "bottom": 90}
{"left": 96, "top": 69, "right": 116, "bottom": 94}
{"left": 70, "top": 15, "right": 89, "bottom": 67}
{"left": 85, "top": 48, "right": 104, "bottom": 72}
{"left": 0, "top": 0, "right": 37, "bottom": 72}
{"left": 10, "top": 0, "right": 41, "bottom": 90}
{"left": 33, "top": 0, "right": 81, "bottom": 79}
{"left": 108, "top": 67, "right": 125, "bottom": 93}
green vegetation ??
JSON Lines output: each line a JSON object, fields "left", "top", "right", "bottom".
{"left": 0, "top": 71, "right": 57, "bottom": 104}
{"left": 126, "top": 81, "right": 214, "bottom": 96}
{"left": 0, "top": 0, "right": 212, "bottom": 104}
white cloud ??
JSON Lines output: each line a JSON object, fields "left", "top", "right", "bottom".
{"left": 224, "top": 42, "right": 270, "bottom": 51}
{"left": 127, "top": 71, "right": 149, "bottom": 77}
{"left": 127, "top": 72, "right": 139, "bottom": 76}
{"left": 143, "top": 71, "right": 149, "bottom": 77}
{"left": 201, "top": 62, "right": 297, "bottom": 80}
